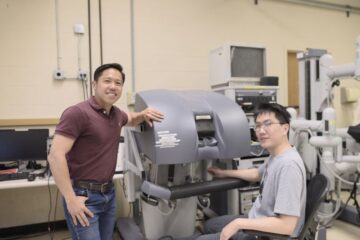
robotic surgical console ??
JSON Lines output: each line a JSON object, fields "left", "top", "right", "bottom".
{"left": 117, "top": 90, "right": 251, "bottom": 240}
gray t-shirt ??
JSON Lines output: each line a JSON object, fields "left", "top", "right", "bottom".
{"left": 248, "top": 147, "right": 306, "bottom": 237}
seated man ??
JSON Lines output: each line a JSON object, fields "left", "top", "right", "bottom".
{"left": 197, "top": 103, "right": 306, "bottom": 240}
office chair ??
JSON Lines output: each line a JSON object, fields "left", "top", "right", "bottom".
{"left": 243, "top": 174, "right": 329, "bottom": 240}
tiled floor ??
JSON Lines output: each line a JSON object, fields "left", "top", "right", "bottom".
{"left": 327, "top": 219, "right": 360, "bottom": 240}
{"left": 17, "top": 219, "right": 360, "bottom": 240}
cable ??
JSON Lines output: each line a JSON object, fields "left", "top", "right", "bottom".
{"left": 327, "top": 172, "right": 360, "bottom": 225}
{"left": 47, "top": 172, "right": 54, "bottom": 240}
{"left": 98, "top": 0, "right": 103, "bottom": 65}
{"left": 0, "top": 231, "right": 49, "bottom": 240}
{"left": 315, "top": 147, "right": 360, "bottom": 226}
{"left": 157, "top": 199, "right": 176, "bottom": 216}
{"left": 81, "top": 80, "right": 84, "bottom": 100}
{"left": 87, "top": 0, "right": 93, "bottom": 96}
{"left": 317, "top": 149, "right": 360, "bottom": 186}
{"left": 121, "top": 170, "right": 128, "bottom": 199}
{"left": 119, "top": 170, "right": 134, "bottom": 218}
{"left": 46, "top": 168, "right": 60, "bottom": 239}
{"left": 316, "top": 177, "right": 342, "bottom": 226}
{"left": 77, "top": 35, "right": 81, "bottom": 74}
{"left": 157, "top": 235, "right": 174, "bottom": 240}
{"left": 54, "top": 0, "right": 61, "bottom": 70}
{"left": 0, "top": 161, "right": 17, "bottom": 169}
{"left": 51, "top": 189, "right": 60, "bottom": 237}
{"left": 325, "top": 79, "right": 338, "bottom": 107}
{"left": 81, "top": 80, "right": 86, "bottom": 100}
{"left": 250, "top": 147, "right": 265, "bottom": 157}
{"left": 84, "top": 80, "right": 89, "bottom": 99}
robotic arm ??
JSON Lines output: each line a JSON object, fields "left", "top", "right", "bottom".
{"left": 319, "top": 35, "right": 360, "bottom": 107}
{"left": 290, "top": 36, "right": 360, "bottom": 228}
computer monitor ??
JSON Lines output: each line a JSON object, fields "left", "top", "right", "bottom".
{"left": 209, "top": 43, "right": 266, "bottom": 87}
{"left": 0, "top": 129, "right": 49, "bottom": 162}
{"left": 230, "top": 46, "right": 265, "bottom": 78}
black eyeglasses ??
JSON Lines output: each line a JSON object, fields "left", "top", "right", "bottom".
{"left": 255, "top": 120, "right": 285, "bottom": 132}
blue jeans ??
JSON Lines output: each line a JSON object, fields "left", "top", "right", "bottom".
{"left": 63, "top": 187, "right": 116, "bottom": 240}
{"left": 196, "top": 215, "right": 256, "bottom": 240}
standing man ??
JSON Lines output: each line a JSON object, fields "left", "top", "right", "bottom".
{"left": 48, "top": 63, "right": 163, "bottom": 240}
{"left": 197, "top": 103, "right": 306, "bottom": 240}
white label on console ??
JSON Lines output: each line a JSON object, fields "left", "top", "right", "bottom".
{"left": 155, "top": 131, "right": 181, "bottom": 148}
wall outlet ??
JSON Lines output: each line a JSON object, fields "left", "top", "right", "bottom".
{"left": 78, "top": 70, "right": 87, "bottom": 81}
{"left": 53, "top": 69, "right": 65, "bottom": 80}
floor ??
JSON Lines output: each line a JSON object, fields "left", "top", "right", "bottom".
{"left": 326, "top": 219, "right": 359, "bottom": 240}
{"left": 5, "top": 218, "right": 359, "bottom": 240}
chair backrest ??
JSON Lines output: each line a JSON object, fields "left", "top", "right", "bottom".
{"left": 298, "top": 174, "right": 329, "bottom": 240}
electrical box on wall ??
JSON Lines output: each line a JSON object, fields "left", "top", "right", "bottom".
{"left": 74, "top": 23, "right": 85, "bottom": 34}
{"left": 53, "top": 69, "right": 65, "bottom": 80}
{"left": 77, "top": 70, "right": 87, "bottom": 81}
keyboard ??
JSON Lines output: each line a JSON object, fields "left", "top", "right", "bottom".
{"left": 0, "top": 172, "right": 30, "bottom": 181}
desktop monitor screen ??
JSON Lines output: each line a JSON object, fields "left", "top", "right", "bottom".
{"left": 230, "top": 46, "right": 265, "bottom": 78}
{"left": 0, "top": 129, "right": 49, "bottom": 162}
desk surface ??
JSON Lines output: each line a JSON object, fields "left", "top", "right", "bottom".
{"left": 0, "top": 173, "right": 123, "bottom": 190}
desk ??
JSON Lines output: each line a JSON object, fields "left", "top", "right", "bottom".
{"left": 0, "top": 173, "right": 126, "bottom": 228}
{"left": 0, "top": 173, "right": 124, "bottom": 190}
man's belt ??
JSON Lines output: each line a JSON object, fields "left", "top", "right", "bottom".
{"left": 73, "top": 180, "right": 114, "bottom": 193}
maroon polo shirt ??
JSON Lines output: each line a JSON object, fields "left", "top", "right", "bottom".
{"left": 55, "top": 97, "right": 128, "bottom": 183}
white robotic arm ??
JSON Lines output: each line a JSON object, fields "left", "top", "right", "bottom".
{"left": 292, "top": 35, "right": 360, "bottom": 229}
{"left": 320, "top": 35, "right": 360, "bottom": 79}
{"left": 319, "top": 35, "right": 360, "bottom": 106}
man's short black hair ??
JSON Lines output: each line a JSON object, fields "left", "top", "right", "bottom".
{"left": 254, "top": 102, "right": 291, "bottom": 124}
{"left": 93, "top": 63, "right": 125, "bottom": 83}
